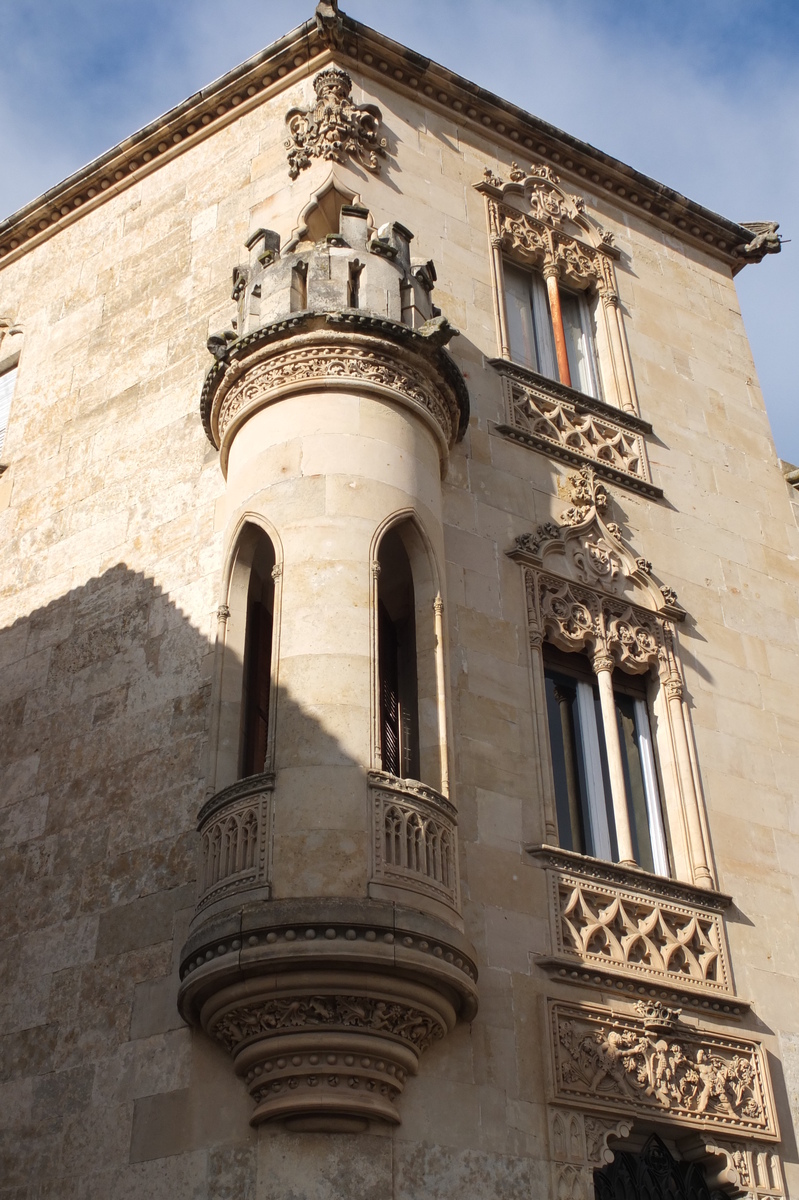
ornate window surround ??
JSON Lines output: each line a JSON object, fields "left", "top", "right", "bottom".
{"left": 477, "top": 164, "right": 655, "bottom": 495}
{"left": 511, "top": 467, "right": 714, "bottom": 893}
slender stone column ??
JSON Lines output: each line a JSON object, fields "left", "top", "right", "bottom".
{"left": 529, "top": 630, "right": 559, "bottom": 844}
{"left": 491, "top": 235, "right": 512, "bottom": 359}
{"left": 544, "top": 266, "right": 572, "bottom": 388}
{"left": 433, "top": 594, "right": 450, "bottom": 799}
{"left": 666, "top": 675, "right": 713, "bottom": 888}
{"left": 592, "top": 653, "right": 636, "bottom": 867}
{"left": 602, "top": 291, "right": 637, "bottom": 414}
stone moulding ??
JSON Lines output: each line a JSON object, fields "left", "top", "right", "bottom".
{"left": 529, "top": 846, "right": 747, "bottom": 1018}
{"left": 490, "top": 358, "right": 662, "bottom": 499}
{"left": 549, "top": 999, "right": 778, "bottom": 1141}
{"left": 196, "top": 773, "right": 274, "bottom": 916}
{"left": 200, "top": 311, "right": 469, "bottom": 476}
{"left": 177, "top": 896, "right": 478, "bottom": 1130}
{"left": 367, "top": 770, "right": 460, "bottom": 915}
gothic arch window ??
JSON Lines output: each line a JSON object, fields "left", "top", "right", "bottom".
{"left": 372, "top": 515, "right": 450, "bottom": 796}
{"left": 209, "top": 520, "right": 281, "bottom": 794}
{"left": 241, "top": 534, "right": 276, "bottom": 777}
{"left": 513, "top": 468, "right": 714, "bottom": 890}
{"left": 377, "top": 527, "right": 420, "bottom": 781}
{"left": 477, "top": 162, "right": 638, "bottom": 415}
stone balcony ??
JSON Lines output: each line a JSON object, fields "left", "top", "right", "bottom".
{"left": 178, "top": 774, "right": 478, "bottom": 1131}
{"left": 529, "top": 844, "right": 747, "bottom": 1017}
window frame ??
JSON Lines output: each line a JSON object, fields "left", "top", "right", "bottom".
{"left": 503, "top": 260, "right": 601, "bottom": 400}
{"left": 511, "top": 468, "right": 715, "bottom": 890}
{"left": 543, "top": 647, "right": 670, "bottom": 876}
{"left": 476, "top": 165, "right": 641, "bottom": 416}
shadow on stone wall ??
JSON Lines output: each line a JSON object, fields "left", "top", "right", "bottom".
{"left": 0, "top": 564, "right": 264, "bottom": 1194}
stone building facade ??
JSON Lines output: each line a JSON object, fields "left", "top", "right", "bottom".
{"left": 0, "top": 3, "right": 795, "bottom": 1197}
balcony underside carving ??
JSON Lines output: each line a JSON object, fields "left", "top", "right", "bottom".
{"left": 550, "top": 999, "right": 778, "bottom": 1141}
{"left": 530, "top": 847, "right": 745, "bottom": 1017}
{"left": 178, "top": 895, "right": 477, "bottom": 1130}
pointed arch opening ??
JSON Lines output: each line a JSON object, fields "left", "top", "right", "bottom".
{"left": 373, "top": 515, "right": 449, "bottom": 795}
{"left": 210, "top": 520, "right": 280, "bottom": 794}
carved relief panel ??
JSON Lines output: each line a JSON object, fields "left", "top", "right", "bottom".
{"left": 550, "top": 1000, "right": 778, "bottom": 1141}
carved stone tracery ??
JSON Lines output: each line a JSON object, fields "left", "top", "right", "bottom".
{"left": 514, "top": 468, "right": 682, "bottom": 673}
{"left": 285, "top": 68, "right": 387, "bottom": 179}
{"left": 368, "top": 771, "right": 460, "bottom": 914}
{"left": 534, "top": 850, "right": 738, "bottom": 1008}
{"left": 494, "top": 366, "right": 657, "bottom": 494}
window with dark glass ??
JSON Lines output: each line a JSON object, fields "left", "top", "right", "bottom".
{"left": 504, "top": 262, "right": 599, "bottom": 398}
{"left": 241, "top": 535, "right": 275, "bottom": 777}
{"left": 544, "top": 646, "right": 668, "bottom": 874}
{"left": 377, "top": 528, "right": 420, "bottom": 779}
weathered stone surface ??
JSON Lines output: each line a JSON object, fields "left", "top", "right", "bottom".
{"left": 0, "top": 11, "right": 795, "bottom": 1200}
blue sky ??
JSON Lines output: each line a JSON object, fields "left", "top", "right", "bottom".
{"left": 1, "top": 0, "right": 796, "bottom": 461}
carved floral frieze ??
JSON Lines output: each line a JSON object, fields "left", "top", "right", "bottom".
{"left": 217, "top": 342, "right": 453, "bottom": 442}
{"left": 550, "top": 1000, "right": 777, "bottom": 1139}
{"left": 285, "top": 67, "right": 387, "bottom": 179}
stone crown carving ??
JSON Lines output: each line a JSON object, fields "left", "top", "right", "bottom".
{"left": 285, "top": 67, "right": 387, "bottom": 179}
{"left": 550, "top": 1000, "right": 778, "bottom": 1141}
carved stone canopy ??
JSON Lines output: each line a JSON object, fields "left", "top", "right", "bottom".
{"left": 476, "top": 161, "right": 619, "bottom": 297}
{"left": 285, "top": 67, "right": 387, "bottom": 179}
{"left": 511, "top": 467, "right": 682, "bottom": 618}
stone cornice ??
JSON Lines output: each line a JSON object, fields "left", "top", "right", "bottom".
{"left": 0, "top": 7, "right": 776, "bottom": 273}
{"left": 201, "top": 310, "right": 469, "bottom": 474}
{"left": 528, "top": 845, "right": 732, "bottom": 911}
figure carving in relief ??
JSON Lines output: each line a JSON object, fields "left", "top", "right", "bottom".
{"left": 557, "top": 1006, "right": 764, "bottom": 1125}
{"left": 285, "top": 68, "right": 387, "bottom": 178}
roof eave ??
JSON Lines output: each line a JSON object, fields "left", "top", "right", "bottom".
{"left": 0, "top": 6, "right": 778, "bottom": 274}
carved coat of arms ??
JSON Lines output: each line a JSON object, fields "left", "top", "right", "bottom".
{"left": 285, "top": 67, "right": 387, "bottom": 179}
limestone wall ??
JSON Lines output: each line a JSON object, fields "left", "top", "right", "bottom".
{"left": 1, "top": 57, "right": 797, "bottom": 1199}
